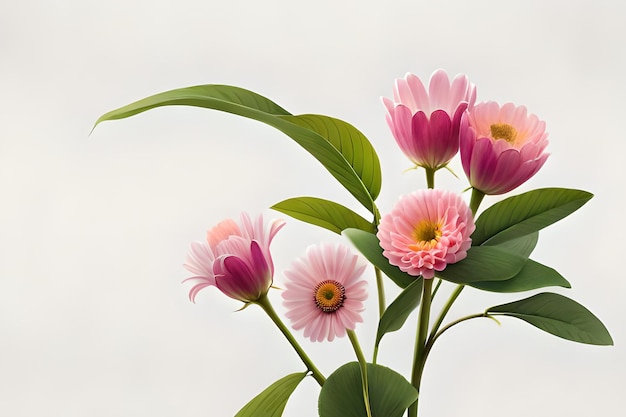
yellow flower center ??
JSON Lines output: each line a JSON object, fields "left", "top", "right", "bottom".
{"left": 314, "top": 280, "right": 346, "bottom": 313}
{"left": 490, "top": 123, "right": 518, "bottom": 144}
{"left": 409, "top": 220, "right": 442, "bottom": 251}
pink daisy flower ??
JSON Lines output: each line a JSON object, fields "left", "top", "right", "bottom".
{"left": 460, "top": 101, "right": 550, "bottom": 195}
{"left": 183, "top": 213, "right": 285, "bottom": 303}
{"left": 377, "top": 189, "right": 475, "bottom": 279}
{"left": 282, "top": 244, "right": 368, "bottom": 342}
{"left": 382, "top": 69, "right": 476, "bottom": 170}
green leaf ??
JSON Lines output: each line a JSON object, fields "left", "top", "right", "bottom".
{"left": 342, "top": 229, "right": 415, "bottom": 288}
{"left": 483, "top": 231, "right": 539, "bottom": 257}
{"left": 271, "top": 197, "right": 375, "bottom": 234}
{"left": 472, "top": 188, "right": 593, "bottom": 246}
{"left": 469, "top": 232, "right": 570, "bottom": 292}
{"left": 436, "top": 245, "right": 527, "bottom": 284}
{"left": 281, "top": 114, "right": 381, "bottom": 201}
{"left": 235, "top": 372, "right": 307, "bottom": 417}
{"left": 488, "top": 293, "right": 613, "bottom": 345}
{"left": 469, "top": 259, "right": 571, "bottom": 293}
{"left": 375, "top": 279, "right": 423, "bottom": 347}
{"left": 94, "top": 85, "right": 380, "bottom": 213}
{"left": 94, "top": 85, "right": 292, "bottom": 123}
{"left": 318, "top": 362, "right": 418, "bottom": 417}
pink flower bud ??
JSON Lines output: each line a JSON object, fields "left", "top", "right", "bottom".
{"left": 183, "top": 213, "right": 285, "bottom": 303}
{"left": 382, "top": 69, "right": 476, "bottom": 170}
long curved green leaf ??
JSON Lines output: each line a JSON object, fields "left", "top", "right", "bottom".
{"left": 472, "top": 188, "right": 593, "bottom": 246}
{"left": 375, "top": 279, "right": 423, "bottom": 347}
{"left": 488, "top": 293, "right": 613, "bottom": 345}
{"left": 436, "top": 245, "right": 527, "bottom": 284}
{"left": 342, "top": 229, "right": 414, "bottom": 288}
{"left": 271, "top": 197, "right": 375, "bottom": 234}
{"left": 235, "top": 372, "right": 307, "bottom": 417}
{"left": 94, "top": 84, "right": 292, "bottom": 122}
{"left": 318, "top": 362, "right": 418, "bottom": 417}
{"left": 94, "top": 85, "right": 380, "bottom": 213}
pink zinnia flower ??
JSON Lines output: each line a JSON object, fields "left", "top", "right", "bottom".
{"left": 460, "top": 101, "right": 549, "bottom": 195}
{"left": 377, "top": 189, "right": 475, "bottom": 279}
{"left": 183, "top": 213, "right": 285, "bottom": 303}
{"left": 282, "top": 244, "right": 368, "bottom": 342}
{"left": 382, "top": 69, "right": 476, "bottom": 170}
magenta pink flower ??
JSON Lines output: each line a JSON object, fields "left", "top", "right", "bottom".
{"left": 282, "top": 244, "right": 368, "bottom": 342}
{"left": 460, "top": 101, "right": 549, "bottom": 195}
{"left": 377, "top": 189, "right": 475, "bottom": 279}
{"left": 382, "top": 69, "right": 476, "bottom": 170}
{"left": 183, "top": 213, "right": 285, "bottom": 303}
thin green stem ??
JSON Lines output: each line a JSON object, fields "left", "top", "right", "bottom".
{"left": 423, "top": 312, "right": 497, "bottom": 361}
{"left": 371, "top": 205, "right": 385, "bottom": 365}
{"left": 372, "top": 207, "right": 386, "bottom": 321}
{"left": 431, "top": 279, "right": 443, "bottom": 300}
{"left": 408, "top": 278, "right": 433, "bottom": 417}
{"left": 425, "top": 168, "right": 435, "bottom": 189}
{"left": 348, "top": 330, "right": 372, "bottom": 417}
{"left": 375, "top": 266, "right": 385, "bottom": 318}
{"left": 428, "top": 284, "right": 464, "bottom": 342}
{"left": 256, "top": 295, "right": 326, "bottom": 386}
{"left": 469, "top": 187, "right": 485, "bottom": 216}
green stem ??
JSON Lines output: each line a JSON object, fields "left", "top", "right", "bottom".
{"left": 256, "top": 295, "right": 326, "bottom": 386}
{"left": 428, "top": 284, "right": 464, "bottom": 343}
{"left": 469, "top": 187, "right": 485, "bottom": 216}
{"left": 431, "top": 279, "right": 443, "bottom": 300}
{"left": 372, "top": 207, "right": 386, "bottom": 320}
{"left": 423, "top": 312, "right": 497, "bottom": 361}
{"left": 408, "top": 278, "right": 433, "bottom": 417}
{"left": 348, "top": 330, "right": 372, "bottom": 417}
{"left": 374, "top": 266, "right": 385, "bottom": 318}
{"left": 425, "top": 168, "right": 435, "bottom": 189}
{"left": 372, "top": 205, "right": 385, "bottom": 365}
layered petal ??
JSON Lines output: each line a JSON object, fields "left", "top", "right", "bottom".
{"left": 282, "top": 244, "right": 367, "bottom": 342}
{"left": 383, "top": 69, "right": 476, "bottom": 170}
{"left": 183, "top": 213, "right": 285, "bottom": 303}
{"left": 377, "top": 189, "right": 475, "bottom": 279}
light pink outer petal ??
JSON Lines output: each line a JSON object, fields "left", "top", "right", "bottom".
{"left": 182, "top": 240, "right": 217, "bottom": 302}
{"left": 428, "top": 69, "right": 451, "bottom": 112}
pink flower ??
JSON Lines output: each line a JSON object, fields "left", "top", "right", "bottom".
{"left": 183, "top": 213, "right": 285, "bottom": 303}
{"left": 382, "top": 69, "right": 476, "bottom": 170}
{"left": 377, "top": 189, "right": 475, "bottom": 279}
{"left": 460, "top": 101, "right": 549, "bottom": 195}
{"left": 282, "top": 244, "right": 368, "bottom": 342}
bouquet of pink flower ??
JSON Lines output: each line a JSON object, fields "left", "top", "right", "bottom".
{"left": 94, "top": 70, "right": 612, "bottom": 417}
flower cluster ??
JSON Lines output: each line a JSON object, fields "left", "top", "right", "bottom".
{"left": 96, "top": 68, "right": 608, "bottom": 417}
{"left": 183, "top": 68, "right": 553, "bottom": 348}
{"left": 384, "top": 70, "right": 549, "bottom": 195}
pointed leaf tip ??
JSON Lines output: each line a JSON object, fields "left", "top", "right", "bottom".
{"left": 488, "top": 292, "right": 613, "bottom": 345}
{"left": 234, "top": 372, "right": 307, "bottom": 417}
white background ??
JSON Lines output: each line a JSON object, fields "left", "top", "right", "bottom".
{"left": 2, "top": 1, "right": 624, "bottom": 416}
